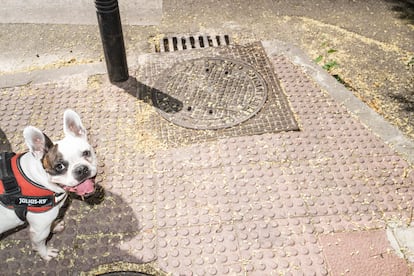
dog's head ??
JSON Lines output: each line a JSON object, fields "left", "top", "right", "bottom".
{"left": 23, "top": 110, "right": 97, "bottom": 197}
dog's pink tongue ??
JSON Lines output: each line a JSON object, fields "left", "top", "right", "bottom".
{"left": 66, "top": 179, "right": 95, "bottom": 196}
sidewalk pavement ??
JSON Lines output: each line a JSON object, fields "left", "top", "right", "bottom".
{"left": 1, "top": 0, "right": 414, "bottom": 275}
{"left": 0, "top": 38, "right": 413, "bottom": 275}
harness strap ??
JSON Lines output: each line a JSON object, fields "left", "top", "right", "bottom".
{"left": 0, "top": 152, "right": 27, "bottom": 221}
{"left": 0, "top": 152, "right": 20, "bottom": 194}
{"left": 0, "top": 152, "right": 65, "bottom": 221}
{"left": 14, "top": 206, "right": 27, "bottom": 221}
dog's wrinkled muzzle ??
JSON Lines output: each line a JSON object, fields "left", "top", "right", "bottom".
{"left": 64, "top": 178, "right": 95, "bottom": 196}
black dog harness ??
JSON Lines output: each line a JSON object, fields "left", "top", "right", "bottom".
{"left": 0, "top": 152, "right": 66, "bottom": 221}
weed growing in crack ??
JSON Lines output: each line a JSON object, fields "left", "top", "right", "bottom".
{"left": 314, "top": 47, "right": 354, "bottom": 90}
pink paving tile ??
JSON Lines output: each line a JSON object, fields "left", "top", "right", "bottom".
{"left": 319, "top": 230, "right": 412, "bottom": 275}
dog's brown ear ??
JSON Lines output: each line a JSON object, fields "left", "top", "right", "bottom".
{"left": 23, "top": 126, "right": 53, "bottom": 159}
{"left": 43, "top": 132, "right": 54, "bottom": 152}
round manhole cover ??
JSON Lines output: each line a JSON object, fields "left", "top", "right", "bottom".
{"left": 152, "top": 57, "right": 267, "bottom": 130}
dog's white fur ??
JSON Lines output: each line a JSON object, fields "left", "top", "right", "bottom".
{"left": 0, "top": 110, "right": 97, "bottom": 260}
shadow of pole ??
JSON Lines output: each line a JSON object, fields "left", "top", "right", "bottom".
{"left": 113, "top": 77, "right": 183, "bottom": 114}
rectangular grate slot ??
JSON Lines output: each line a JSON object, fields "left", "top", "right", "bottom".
{"left": 172, "top": 37, "right": 178, "bottom": 51}
{"left": 163, "top": 38, "right": 169, "bottom": 52}
{"left": 224, "top": 35, "right": 230, "bottom": 45}
{"left": 156, "top": 34, "right": 231, "bottom": 53}
{"left": 216, "top": 35, "right": 221, "bottom": 46}
{"left": 181, "top": 37, "right": 187, "bottom": 50}
{"left": 207, "top": 36, "right": 213, "bottom": 47}
{"left": 189, "top": 36, "right": 196, "bottom": 49}
{"left": 198, "top": 36, "right": 205, "bottom": 48}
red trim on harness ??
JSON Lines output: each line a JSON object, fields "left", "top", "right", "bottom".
{"left": 0, "top": 154, "right": 56, "bottom": 212}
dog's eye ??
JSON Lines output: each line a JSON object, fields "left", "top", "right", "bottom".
{"left": 54, "top": 163, "right": 66, "bottom": 172}
{"left": 82, "top": 150, "right": 91, "bottom": 157}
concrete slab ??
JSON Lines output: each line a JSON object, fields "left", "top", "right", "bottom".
{"left": 387, "top": 222, "right": 414, "bottom": 263}
{"left": 0, "top": 0, "right": 162, "bottom": 25}
{"left": 0, "top": 62, "right": 106, "bottom": 88}
{"left": 319, "top": 230, "right": 410, "bottom": 275}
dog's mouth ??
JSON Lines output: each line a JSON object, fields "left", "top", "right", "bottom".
{"left": 62, "top": 178, "right": 96, "bottom": 197}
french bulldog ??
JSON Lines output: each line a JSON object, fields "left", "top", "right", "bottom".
{"left": 0, "top": 109, "right": 97, "bottom": 260}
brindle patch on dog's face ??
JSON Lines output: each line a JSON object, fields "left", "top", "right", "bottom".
{"left": 42, "top": 144, "right": 69, "bottom": 176}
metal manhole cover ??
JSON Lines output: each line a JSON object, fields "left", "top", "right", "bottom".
{"left": 152, "top": 57, "right": 267, "bottom": 130}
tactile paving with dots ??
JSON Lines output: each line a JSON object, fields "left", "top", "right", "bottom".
{"left": 0, "top": 81, "right": 162, "bottom": 274}
{"left": 0, "top": 42, "right": 413, "bottom": 275}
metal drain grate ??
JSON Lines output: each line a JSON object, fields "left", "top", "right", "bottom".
{"left": 156, "top": 34, "right": 230, "bottom": 53}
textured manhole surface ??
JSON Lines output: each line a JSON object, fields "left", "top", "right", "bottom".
{"left": 138, "top": 42, "right": 300, "bottom": 145}
{"left": 153, "top": 57, "right": 267, "bottom": 130}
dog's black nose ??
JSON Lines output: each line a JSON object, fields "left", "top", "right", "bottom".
{"left": 74, "top": 165, "right": 90, "bottom": 181}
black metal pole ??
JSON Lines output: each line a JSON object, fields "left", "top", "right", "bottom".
{"left": 95, "top": 0, "right": 129, "bottom": 83}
